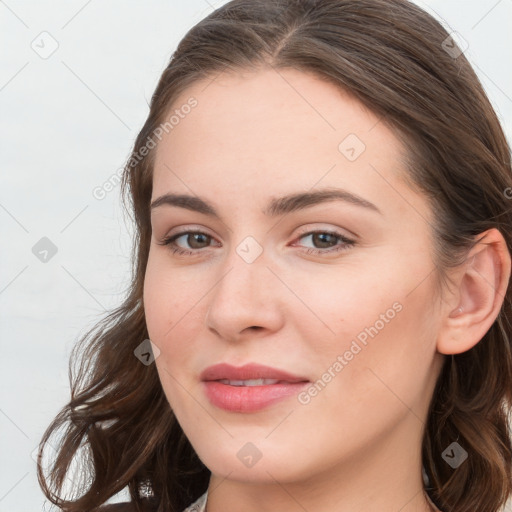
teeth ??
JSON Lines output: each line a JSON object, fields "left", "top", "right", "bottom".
{"left": 218, "top": 378, "right": 280, "bottom": 386}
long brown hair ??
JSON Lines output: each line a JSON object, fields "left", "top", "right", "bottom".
{"left": 37, "top": 1, "right": 512, "bottom": 511}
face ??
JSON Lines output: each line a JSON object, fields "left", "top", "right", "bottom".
{"left": 144, "top": 67, "right": 445, "bottom": 484}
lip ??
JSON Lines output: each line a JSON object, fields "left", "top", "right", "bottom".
{"left": 200, "top": 363, "right": 309, "bottom": 383}
{"left": 200, "top": 363, "right": 310, "bottom": 413}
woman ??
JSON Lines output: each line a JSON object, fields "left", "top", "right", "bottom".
{"left": 37, "top": 0, "right": 512, "bottom": 511}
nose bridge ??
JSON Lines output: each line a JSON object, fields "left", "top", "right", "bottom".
{"left": 205, "top": 238, "right": 283, "bottom": 337}
{"left": 216, "top": 234, "right": 269, "bottom": 299}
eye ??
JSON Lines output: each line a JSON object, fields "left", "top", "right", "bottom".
{"left": 157, "top": 228, "right": 356, "bottom": 257}
{"left": 157, "top": 229, "right": 218, "bottom": 256}
{"left": 292, "top": 230, "right": 355, "bottom": 255}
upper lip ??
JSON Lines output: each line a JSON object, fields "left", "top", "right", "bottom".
{"left": 200, "top": 363, "right": 309, "bottom": 383}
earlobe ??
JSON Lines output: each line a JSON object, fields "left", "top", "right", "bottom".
{"left": 437, "top": 228, "right": 511, "bottom": 355}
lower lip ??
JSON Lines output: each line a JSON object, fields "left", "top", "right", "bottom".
{"left": 203, "top": 381, "right": 310, "bottom": 413}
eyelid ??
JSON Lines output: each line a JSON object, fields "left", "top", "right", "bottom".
{"left": 164, "top": 224, "right": 217, "bottom": 239}
{"left": 292, "top": 223, "right": 357, "bottom": 240}
{"left": 162, "top": 223, "right": 354, "bottom": 244}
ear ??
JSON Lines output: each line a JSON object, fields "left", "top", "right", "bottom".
{"left": 437, "top": 228, "right": 511, "bottom": 355}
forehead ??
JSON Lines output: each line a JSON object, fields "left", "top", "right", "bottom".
{"left": 151, "top": 67, "right": 429, "bottom": 224}
{"left": 156, "top": 67, "right": 393, "bottom": 164}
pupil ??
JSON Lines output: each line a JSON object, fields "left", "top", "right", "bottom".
{"left": 314, "top": 233, "right": 335, "bottom": 248}
{"left": 189, "top": 233, "right": 209, "bottom": 248}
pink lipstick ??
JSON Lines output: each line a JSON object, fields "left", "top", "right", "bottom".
{"left": 200, "top": 363, "right": 310, "bottom": 413}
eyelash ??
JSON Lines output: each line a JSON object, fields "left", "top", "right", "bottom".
{"left": 157, "top": 228, "right": 356, "bottom": 257}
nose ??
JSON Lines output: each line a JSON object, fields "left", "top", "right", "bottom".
{"left": 205, "top": 248, "right": 285, "bottom": 342}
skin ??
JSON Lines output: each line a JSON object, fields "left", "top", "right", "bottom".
{"left": 143, "top": 67, "right": 511, "bottom": 512}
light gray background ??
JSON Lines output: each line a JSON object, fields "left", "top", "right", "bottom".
{"left": 1, "top": 1, "right": 511, "bottom": 510}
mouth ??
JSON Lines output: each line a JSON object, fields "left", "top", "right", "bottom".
{"left": 200, "top": 363, "right": 310, "bottom": 413}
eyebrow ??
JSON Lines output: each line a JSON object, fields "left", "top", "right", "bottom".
{"left": 150, "top": 187, "right": 382, "bottom": 218}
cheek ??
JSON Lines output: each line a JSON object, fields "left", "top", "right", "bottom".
{"left": 143, "top": 260, "right": 174, "bottom": 342}
{"left": 332, "top": 301, "right": 436, "bottom": 426}
{"left": 143, "top": 255, "right": 207, "bottom": 410}
{"left": 290, "top": 265, "right": 401, "bottom": 356}
{"left": 143, "top": 253, "right": 210, "bottom": 364}
{"left": 302, "top": 263, "right": 438, "bottom": 408}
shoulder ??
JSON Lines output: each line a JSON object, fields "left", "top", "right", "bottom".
{"left": 95, "top": 497, "right": 160, "bottom": 512}
{"left": 96, "top": 503, "right": 137, "bottom": 512}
